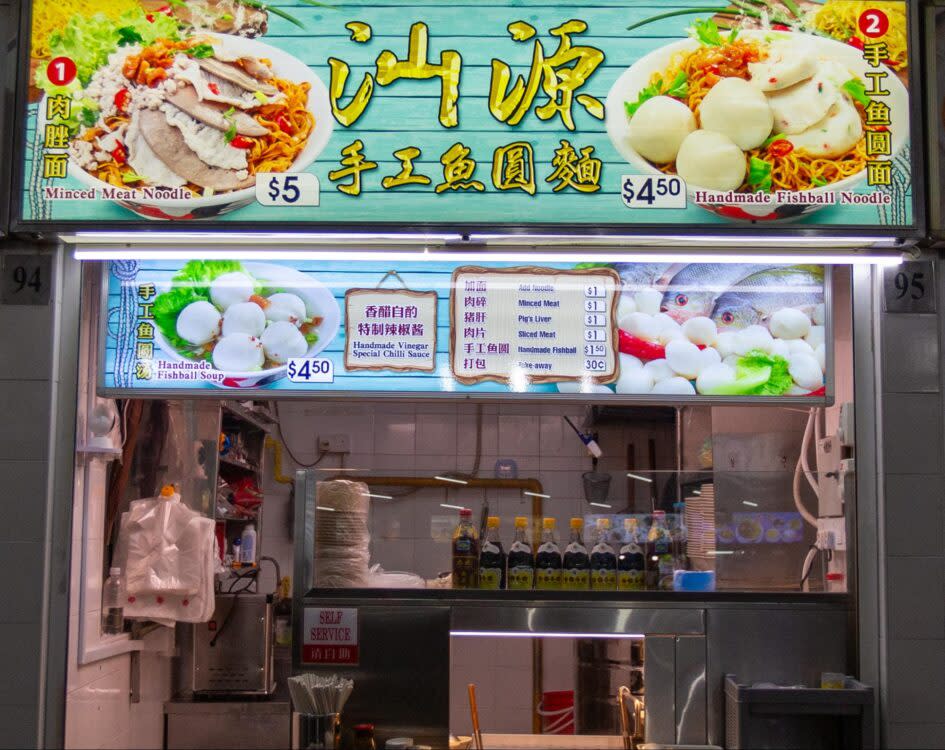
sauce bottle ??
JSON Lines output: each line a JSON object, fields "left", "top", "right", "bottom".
{"left": 618, "top": 518, "right": 646, "bottom": 591}
{"left": 535, "top": 518, "right": 563, "bottom": 590}
{"left": 479, "top": 516, "right": 506, "bottom": 590}
{"left": 590, "top": 518, "right": 617, "bottom": 591}
{"left": 452, "top": 508, "right": 479, "bottom": 589}
{"left": 507, "top": 516, "right": 535, "bottom": 590}
{"left": 647, "top": 511, "right": 674, "bottom": 590}
{"left": 562, "top": 517, "right": 590, "bottom": 591}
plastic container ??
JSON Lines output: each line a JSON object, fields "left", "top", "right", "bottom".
{"left": 102, "top": 567, "right": 124, "bottom": 635}
{"left": 538, "top": 690, "right": 575, "bottom": 735}
{"left": 240, "top": 524, "right": 257, "bottom": 566}
{"left": 724, "top": 674, "right": 873, "bottom": 750}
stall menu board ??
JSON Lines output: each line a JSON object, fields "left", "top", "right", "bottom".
{"left": 18, "top": 0, "right": 917, "bottom": 234}
{"left": 101, "top": 258, "right": 831, "bottom": 402}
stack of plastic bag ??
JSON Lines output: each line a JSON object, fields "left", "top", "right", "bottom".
{"left": 116, "top": 485, "right": 219, "bottom": 626}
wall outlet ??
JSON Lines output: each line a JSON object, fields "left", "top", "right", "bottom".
{"left": 318, "top": 434, "right": 350, "bottom": 454}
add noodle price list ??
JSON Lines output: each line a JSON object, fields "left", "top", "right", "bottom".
{"left": 450, "top": 266, "right": 620, "bottom": 387}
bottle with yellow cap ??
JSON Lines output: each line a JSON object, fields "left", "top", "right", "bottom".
{"left": 507, "top": 516, "right": 535, "bottom": 590}
{"left": 562, "top": 518, "right": 590, "bottom": 590}
{"left": 479, "top": 516, "right": 506, "bottom": 590}
{"left": 590, "top": 518, "right": 617, "bottom": 591}
{"left": 535, "top": 518, "right": 563, "bottom": 590}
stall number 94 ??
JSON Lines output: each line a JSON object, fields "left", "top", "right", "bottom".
{"left": 621, "top": 175, "right": 686, "bottom": 209}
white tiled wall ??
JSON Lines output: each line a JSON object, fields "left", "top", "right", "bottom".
{"left": 879, "top": 262, "right": 945, "bottom": 748}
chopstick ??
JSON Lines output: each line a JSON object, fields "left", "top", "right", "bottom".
{"left": 467, "top": 683, "right": 483, "bottom": 750}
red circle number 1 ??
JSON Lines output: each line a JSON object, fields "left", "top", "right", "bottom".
{"left": 858, "top": 9, "right": 889, "bottom": 38}
{"left": 46, "top": 57, "right": 77, "bottom": 87}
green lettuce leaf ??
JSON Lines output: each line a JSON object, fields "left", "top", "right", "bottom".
{"left": 842, "top": 78, "right": 870, "bottom": 108}
{"left": 152, "top": 286, "right": 207, "bottom": 358}
{"left": 171, "top": 260, "right": 257, "bottom": 299}
{"left": 705, "top": 350, "right": 793, "bottom": 396}
{"left": 303, "top": 330, "right": 319, "bottom": 345}
{"left": 624, "top": 70, "right": 689, "bottom": 119}
{"left": 748, "top": 157, "right": 773, "bottom": 193}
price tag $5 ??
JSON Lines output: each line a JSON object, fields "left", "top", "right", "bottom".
{"left": 256, "top": 172, "right": 320, "bottom": 207}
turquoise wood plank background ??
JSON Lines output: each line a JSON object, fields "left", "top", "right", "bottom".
{"left": 23, "top": 0, "right": 913, "bottom": 227}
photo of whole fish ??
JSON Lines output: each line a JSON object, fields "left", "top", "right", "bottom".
{"left": 560, "top": 262, "right": 827, "bottom": 399}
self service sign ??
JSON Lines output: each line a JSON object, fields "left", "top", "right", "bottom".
{"left": 303, "top": 607, "right": 359, "bottom": 665}
{"left": 16, "top": 0, "right": 919, "bottom": 234}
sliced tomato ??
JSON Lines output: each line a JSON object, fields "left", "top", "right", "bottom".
{"left": 113, "top": 87, "right": 131, "bottom": 113}
{"left": 768, "top": 139, "right": 794, "bottom": 158}
{"left": 111, "top": 143, "right": 127, "bottom": 165}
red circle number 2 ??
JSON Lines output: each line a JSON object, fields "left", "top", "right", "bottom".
{"left": 46, "top": 57, "right": 77, "bottom": 87}
{"left": 858, "top": 9, "right": 889, "bottom": 38}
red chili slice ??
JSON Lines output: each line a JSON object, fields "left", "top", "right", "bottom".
{"left": 618, "top": 330, "right": 666, "bottom": 361}
{"left": 805, "top": 386, "right": 826, "bottom": 397}
{"left": 847, "top": 36, "right": 865, "bottom": 50}
{"left": 111, "top": 143, "right": 127, "bottom": 165}
{"left": 208, "top": 82, "right": 221, "bottom": 95}
{"left": 768, "top": 139, "right": 794, "bottom": 158}
{"left": 113, "top": 88, "right": 131, "bottom": 113}
{"left": 276, "top": 114, "right": 292, "bottom": 133}
{"left": 772, "top": 23, "right": 790, "bottom": 31}
{"left": 230, "top": 136, "right": 253, "bottom": 149}
{"left": 145, "top": 13, "right": 155, "bottom": 22}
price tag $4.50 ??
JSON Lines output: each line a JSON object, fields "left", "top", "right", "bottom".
{"left": 256, "top": 172, "right": 320, "bottom": 207}
{"left": 621, "top": 174, "right": 686, "bottom": 210}
{"left": 287, "top": 358, "right": 334, "bottom": 384}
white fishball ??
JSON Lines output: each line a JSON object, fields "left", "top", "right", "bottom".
{"left": 619, "top": 353, "right": 644, "bottom": 371}
{"left": 222, "top": 302, "right": 266, "bottom": 337}
{"left": 644, "top": 359, "right": 675, "bottom": 383}
{"left": 265, "top": 292, "right": 308, "bottom": 327}
{"left": 652, "top": 377, "right": 696, "bottom": 395}
{"left": 634, "top": 289, "right": 663, "bottom": 316}
{"left": 665, "top": 339, "right": 703, "bottom": 379}
{"left": 623, "top": 312, "right": 660, "bottom": 342}
{"left": 615, "top": 367, "right": 655, "bottom": 394}
{"left": 654, "top": 313, "right": 683, "bottom": 344}
{"left": 769, "top": 308, "right": 812, "bottom": 340}
{"left": 209, "top": 272, "right": 255, "bottom": 311}
{"left": 699, "top": 77, "right": 774, "bottom": 150}
{"left": 261, "top": 321, "right": 308, "bottom": 364}
{"left": 676, "top": 130, "right": 748, "bottom": 192}
{"left": 788, "top": 353, "right": 823, "bottom": 390}
{"left": 176, "top": 300, "right": 221, "bottom": 346}
{"left": 617, "top": 294, "right": 637, "bottom": 328}
{"left": 812, "top": 303, "right": 826, "bottom": 325}
{"left": 814, "top": 343, "right": 826, "bottom": 373}
{"left": 682, "top": 316, "right": 718, "bottom": 346}
{"left": 627, "top": 95, "right": 697, "bottom": 164}
{"left": 734, "top": 325, "right": 774, "bottom": 356}
{"left": 787, "top": 339, "right": 815, "bottom": 357}
{"left": 715, "top": 331, "right": 737, "bottom": 358}
{"left": 769, "top": 338, "right": 791, "bottom": 359}
{"left": 212, "top": 334, "right": 264, "bottom": 372}
{"left": 805, "top": 325, "right": 825, "bottom": 349}
{"left": 699, "top": 347, "right": 722, "bottom": 370}
{"left": 697, "top": 363, "right": 737, "bottom": 394}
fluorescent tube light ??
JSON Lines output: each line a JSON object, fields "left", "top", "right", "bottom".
{"left": 742, "top": 500, "right": 759, "bottom": 507}
{"left": 72, "top": 246, "right": 904, "bottom": 266}
{"left": 523, "top": 491, "right": 551, "bottom": 499}
{"left": 362, "top": 492, "right": 393, "bottom": 500}
{"left": 316, "top": 506, "right": 336, "bottom": 512}
{"left": 626, "top": 472, "right": 654, "bottom": 483}
{"left": 450, "top": 630, "right": 645, "bottom": 639}
{"left": 435, "top": 475, "right": 468, "bottom": 485}
{"left": 589, "top": 502, "right": 612, "bottom": 509}
{"left": 440, "top": 503, "right": 467, "bottom": 511}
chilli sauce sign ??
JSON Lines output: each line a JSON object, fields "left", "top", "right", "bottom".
{"left": 302, "top": 607, "right": 359, "bottom": 665}
{"left": 17, "top": 0, "right": 917, "bottom": 233}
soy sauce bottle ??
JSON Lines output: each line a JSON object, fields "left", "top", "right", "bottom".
{"left": 562, "top": 517, "right": 590, "bottom": 591}
{"left": 590, "top": 518, "right": 617, "bottom": 591}
{"left": 452, "top": 508, "right": 479, "bottom": 589}
{"left": 479, "top": 516, "right": 506, "bottom": 590}
{"left": 618, "top": 518, "right": 646, "bottom": 591}
{"left": 535, "top": 518, "right": 563, "bottom": 590}
{"left": 507, "top": 516, "right": 535, "bottom": 590}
